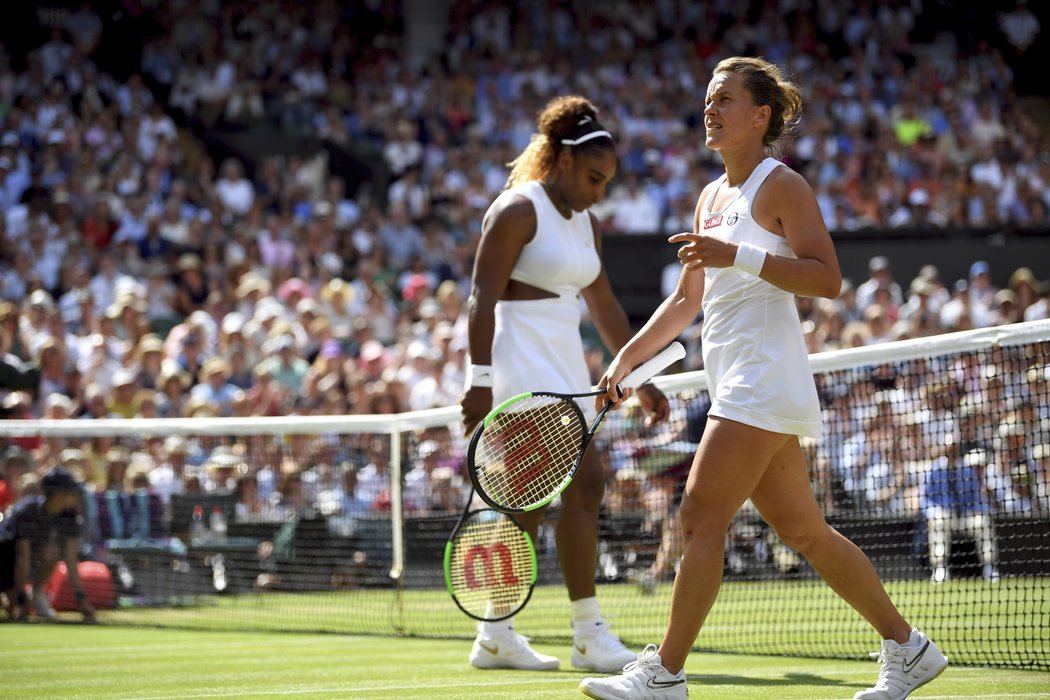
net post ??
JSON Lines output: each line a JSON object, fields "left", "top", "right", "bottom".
{"left": 390, "top": 420, "right": 405, "bottom": 582}
{"left": 389, "top": 418, "right": 406, "bottom": 634}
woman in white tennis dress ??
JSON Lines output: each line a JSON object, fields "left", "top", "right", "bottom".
{"left": 461, "top": 96, "right": 669, "bottom": 675}
{"left": 581, "top": 58, "right": 948, "bottom": 700}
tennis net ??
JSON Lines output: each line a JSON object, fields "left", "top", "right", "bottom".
{"left": 1, "top": 320, "right": 1047, "bottom": 669}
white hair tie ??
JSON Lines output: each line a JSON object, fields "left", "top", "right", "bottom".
{"left": 560, "top": 130, "right": 613, "bottom": 146}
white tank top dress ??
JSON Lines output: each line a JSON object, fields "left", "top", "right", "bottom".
{"left": 700, "top": 158, "right": 823, "bottom": 439}
{"left": 484, "top": 181, "right": 601, "bottom": 416}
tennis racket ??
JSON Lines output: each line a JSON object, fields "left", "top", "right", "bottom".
{"left": 443, "top": 488, "right": 537, "bottom": 621}
{"left": 467, "top": 341, "right": 686, "bottom": 514}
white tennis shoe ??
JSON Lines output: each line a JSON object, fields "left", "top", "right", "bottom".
{"left": 469, "top": 629, "right": 559, "bottom": 670}
{"left": 854, "top": 630, "right": 948, "bottom": 700}
{"left": 572, "top": 619, "right": 638, "bottom": 672}
{"left": 32, "top": 589, "right": 57, "bottom": 621}
{"left": 579, "top": 644, "right": 687, "bottom": 699}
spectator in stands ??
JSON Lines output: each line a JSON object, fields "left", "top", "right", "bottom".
{"left": 605, "top": 467, "right": 647, "bottom": 514}
{"left": 1025, "top": 279, "right": 1050, "bottom": 321}
{"left": 921, "top": 435, "right": 1000, "bottom": 583}
{"left": 155, "top": 363, "right": 190, "bottom": 418}
{"left": 610, "top": 173, "right": 662, "bottom": 234}
{"left": 461, "top": 95, "right": 668, "bottom": 674}
{"left": 987, "top": 415, "right": 1039, "bottom": 514}
{"left": 402, "top": 439, "right": 443, "bottom": 515}
{"left": 150, "top": 436, "right": 190, "bottom": 510}
{"left": 940, "top": 279, "right": 978, "bottom": 331}
{"left": 273, "top": 467, "right": 309, "bottom": 520}
{"left": 258, "top": 335, "right": 309, "bottom": 394}
{"left": 333, "top": 465, "right": 370, "bottom": 520}
{"left": 0, "top": 467, "right": 96, "bottom": 622}
{"left": 998, "top": 1, "right": 1042, "bottom": 59}
{"left": 125, "top": 467, "right": 166, "bottom": 541}
{"left": 108, "top": 368, "right": 139, "bottom": 419}
{"left": 0, "top": 445, "right": 31, "bottom": 510}
{"left": 173, "top": 254, "right": 210, "bottom": 319}
{"left": 856, "top": 256, "right": 903, "bottom": 310}
{"left": 968, "top": 260, "right": 999, "bottom": 315}
{"left": 233, "top": 473, "right": 262, "bottom": 521}
{"left": 354, "top": 437, "right": 391, "bottom": 510}
{"left": 95, "top": 446, "right": 132, "bottom": 542}
{"left": 190, "top": 358, "right": 241, "bottom": 417}
{"left": 1031, "top": 443, "right": 1050, "bottom": 515}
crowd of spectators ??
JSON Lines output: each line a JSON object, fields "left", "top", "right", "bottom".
{"left": 0, "top": 0, "right": 1048, "bottom": 557}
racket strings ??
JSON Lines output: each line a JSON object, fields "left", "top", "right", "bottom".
{"left": 448, "top": 512, "right": 533, "bottom": 618}
{"left": 474, "top": 396, "right": 585, "bottom": 510}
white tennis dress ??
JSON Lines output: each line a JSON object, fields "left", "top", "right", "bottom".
{"left": 699, "top": 158, "right": 823, "bottom": 438}
{"left": 485, "top": 181, "right": 601, "bottom": 413}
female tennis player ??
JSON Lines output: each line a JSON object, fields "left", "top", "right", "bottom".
{"left": 580, "top": 58, "right": 947, "bottom": 700}
{"left": 461, "top": 95, "right": 670, "bottom": 672}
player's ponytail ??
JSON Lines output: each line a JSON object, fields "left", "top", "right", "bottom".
{"left": 714, "top": 56, "right": 802, "bottom": 154}
{"left": 505, "top": 95, "right": 615, "bottom": 189}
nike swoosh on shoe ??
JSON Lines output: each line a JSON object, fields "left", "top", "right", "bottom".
{"left": 902, "top": 641, "right": 930, "bottom": 673}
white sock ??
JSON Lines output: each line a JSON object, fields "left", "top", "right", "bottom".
{"left": 903, "top": 628, "right": 923, "bottom": 648}
{"left": 478, "top": 616, "right": 515, "bottom": 638}
{"left": 571, "top": 596, "right": 603, "bottom": 630}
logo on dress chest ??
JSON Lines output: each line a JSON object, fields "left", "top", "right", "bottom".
{"left": 704, "top": 212, "right": 739, "bottom": 230}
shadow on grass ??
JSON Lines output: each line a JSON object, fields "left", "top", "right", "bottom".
{"left": 691, "top": 671, "right": 861, "bottom": 690}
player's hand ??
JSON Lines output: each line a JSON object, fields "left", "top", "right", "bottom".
{"left": 636, "top": 383, "right": 670, "bottom": 426}
{"left": 596, "top": 357, "right": 631, "bottom": 412}
{"left": 669, "top": 232, "right": 737, "bottom": 271}
{"left": 461, "top": 386, "right": 493, "bottom": 436}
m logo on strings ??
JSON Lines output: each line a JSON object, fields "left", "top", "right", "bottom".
{"left": 463, "top": 542, "right": 520, "bottom": 589}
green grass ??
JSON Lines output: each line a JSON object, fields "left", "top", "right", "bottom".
{"left": 3, "top": 625, "right": 1049, "bottom": 699}
{"left": 91, "top": 577, "right": 1050, "bottom": 669}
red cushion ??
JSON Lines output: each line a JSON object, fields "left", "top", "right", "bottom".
{"left": 45, "top": 561, "right": 116, "bottom": 611}
{"left": 0, "top": 480, "right": 11, "bottom": 512}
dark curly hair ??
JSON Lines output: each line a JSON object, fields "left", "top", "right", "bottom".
{"left": 505, "top": 95, "right": 615, "bottom": 189}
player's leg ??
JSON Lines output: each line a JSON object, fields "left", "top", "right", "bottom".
{"left": 750, "top": 437, "right": 948, "bottom": 700}
{"left": 580, "top": 417, "right": 787, "bottom": 700}
{"left": 556, "top": 446, "right": 603, "bottom": 600}
{"left": 656, "top": 418, "right": 789, "bottom": 672}
{"left": 750, "top": 437, "right": 912, "bottom": 641}
{"left": 560, "top": 447, "right": 637, "bottom": 672}
{"left": 30, "top": 541, "right": 60, "bottom": 621}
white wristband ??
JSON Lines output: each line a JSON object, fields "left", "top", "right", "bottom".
{"left": 734, "top": 242, "right": 767, "bottom": 277}
{"left": 467, "top": 363, "right": 493, "bottom": 388}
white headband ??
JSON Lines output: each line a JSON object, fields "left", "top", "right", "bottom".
{"left": 560, "top": 130, "right": 613, "bottom": 146}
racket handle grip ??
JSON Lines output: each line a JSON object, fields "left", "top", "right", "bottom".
{"left": 619, "top": 341, "right": 686, "bottom": 390}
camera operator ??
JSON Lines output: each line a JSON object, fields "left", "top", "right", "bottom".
{"left": 1, "top": 467, "right": 96, "bottom": 622}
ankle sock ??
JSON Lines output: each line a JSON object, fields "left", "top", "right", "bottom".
{"left": 478, "top": 616, "right": 515, "bottom": 638}
{"left": 571, "top": 596, "right": 603, "bottom": 629}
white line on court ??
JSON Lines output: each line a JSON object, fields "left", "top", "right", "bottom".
{"left": 816, "top": 695, "right": 1050, "bottom": 700}
{"left": 0, "top": 637, "right": 364, "bottom": 658}
{"left": 131, "top": 669, "right": 1047, "bottom": 700}
{"left": 137, "top": 677, "right": 576, "bottom": 699}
